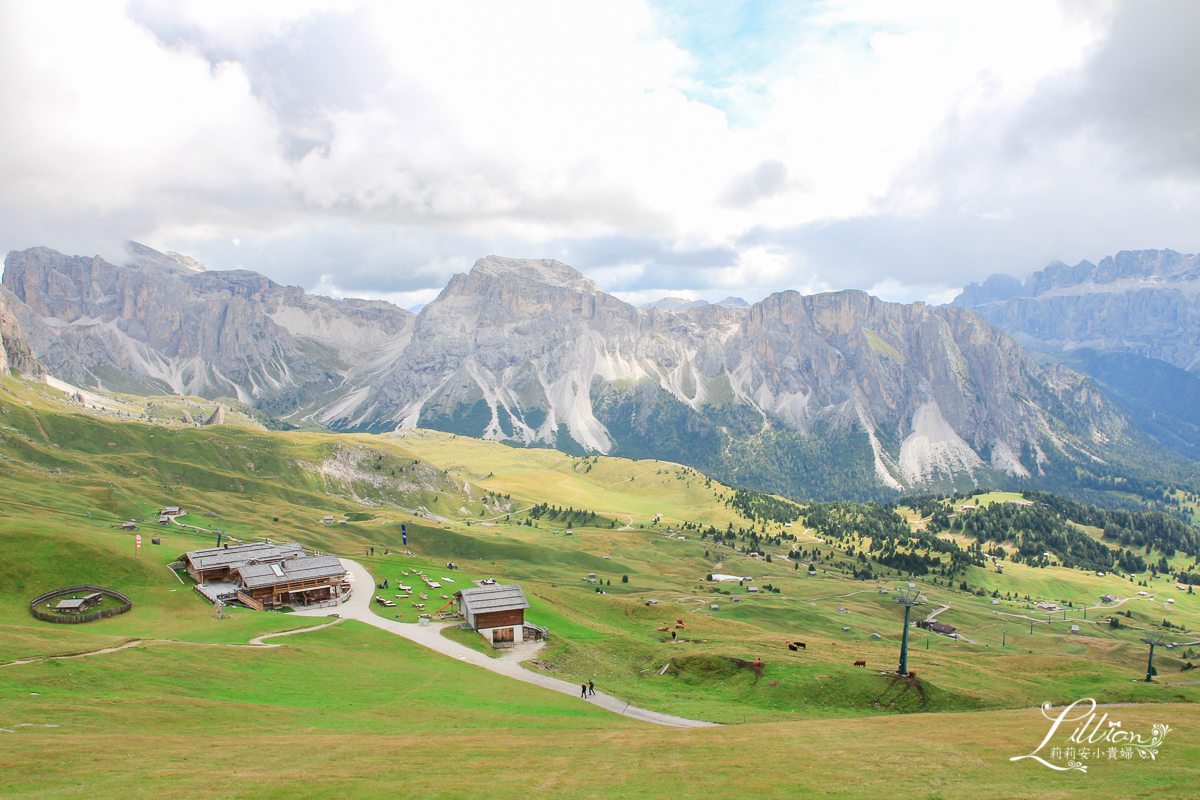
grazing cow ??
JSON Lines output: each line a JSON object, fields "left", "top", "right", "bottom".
{"left": 788, "top": 643, "right": 798, "bottom": 651}
{"left": 793, "top": 641, "right": 806, "bottom": 649}
{"left": 657, "top": 626, "right": 669, "bottom": 632}
{"left": 908, "top": 671, "right": 917, "bottom": 678}
{"left": 676, "top": 618, "right": 683, "bottom": 624}
{"left": 853, "top": 660, "right": 867, "bottom": 667}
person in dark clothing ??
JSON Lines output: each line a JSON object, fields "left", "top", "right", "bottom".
{"left": 580, "top": 684, "right": 587, "bottom": 699}
{"left": 588, "top": 680, "right": 595, "bottom": 696}
{"left": 370, "top": 547, "right": 375, "bottom": 555}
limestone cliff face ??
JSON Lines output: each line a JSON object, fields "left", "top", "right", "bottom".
{"left": 954, "top": 249, "right": 1200, "bottom": 372}
{"left": 0, "top": 287, "right": 42, "bottom": 377}
{"left": 1, "top": 245, "right": 413, "bottom": 414}
{"left": 3, "top": 246, "right": 1137, "bottom": 493}
{"left": 329, "top": 256, "right": 1127, "bottom": 491}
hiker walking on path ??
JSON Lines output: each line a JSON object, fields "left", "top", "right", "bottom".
{"left": 588, "top": 680, "right": 595, "bottom": 696}
{"left": 580, "top": 683, "right": 587, "bottom": 699}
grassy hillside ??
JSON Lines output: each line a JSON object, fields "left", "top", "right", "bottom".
{"left": 3, "top": 374, "right": 1200, "bottom": 796}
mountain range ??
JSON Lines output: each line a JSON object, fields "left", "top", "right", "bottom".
{"left": 953, "top": 249, "right": 1200, "bottom": 463}
{"left": 1, "top": 243, "right": 1195, "bottom": 502}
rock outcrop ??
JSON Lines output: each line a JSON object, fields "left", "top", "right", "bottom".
{"left": 954, "top": 249, "right": 1200, "bottom": 372}
{"left": 0, "top": 286, "right": 43, "bottom": 377}
{"left": 1, "top": 244, "right": 414, "bottom": 416}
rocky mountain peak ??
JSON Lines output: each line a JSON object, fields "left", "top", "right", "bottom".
{"left": 126, "top": 241, "right": 206, "bottom": 273}
{"left": 467, "top": 256, "right": 601, "bottom": 294}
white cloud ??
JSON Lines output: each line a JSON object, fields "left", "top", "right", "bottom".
{"left": 0, "top": 1, "right": 1195, "bottom": 305}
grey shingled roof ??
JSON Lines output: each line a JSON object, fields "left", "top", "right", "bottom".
{"left": 456, "top": 584, "right": 530, "bottom": 616}
{"left": 184, "top": 542, "right": 304, "bottom": 571}
{"left": 233, "top": 555, "right": 346, "bottom": 589}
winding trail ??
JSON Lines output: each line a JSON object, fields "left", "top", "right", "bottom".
{"left": 292, "top": 559, "right": 716, "bottom": 728}
{"left": 0, "top": 619, "right": 347, "bottom": 669}
{"left": 0, "top": 639, "right": 146, "bottom": 668}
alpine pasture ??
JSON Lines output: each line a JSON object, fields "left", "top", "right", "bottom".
{"left": 2, "top": 374, "right": 1198, "bottom": 798}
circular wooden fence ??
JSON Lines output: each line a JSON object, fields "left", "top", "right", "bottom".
{"left": 29, "top": 585, "right": 133, "bottom": 624}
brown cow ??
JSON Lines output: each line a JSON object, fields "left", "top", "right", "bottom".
{"left": 908, "top": 670, "right": 917, "bottom": 678}
{"left": 657, "top": 626, "right": 669, "bottom": 632}
{"left": 853, "top": 660, "right": 867, "bottom": 667}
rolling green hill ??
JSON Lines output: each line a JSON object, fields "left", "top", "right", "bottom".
{"left": 3, "top": 373, "right": 1200, "bottom": 797}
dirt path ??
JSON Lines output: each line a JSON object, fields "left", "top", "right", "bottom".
{"left": 0, "top": 639, "right": 146, "bottom": 668}
{"left": 925, "top": 604, "right": 951, "bottom": 622}
{"left": 293, "top": 559, "right": 716, "bottom": 729}
{"left": 0, "top": 619, "right": 346, "bottom": 669}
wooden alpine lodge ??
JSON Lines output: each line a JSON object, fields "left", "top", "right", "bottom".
{"left": 180, "top": 542, "right": 348, "bottom": 611}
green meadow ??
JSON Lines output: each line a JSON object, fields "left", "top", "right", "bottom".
{"left": 1, "top": 374, "right": 1199, "bottom": 797}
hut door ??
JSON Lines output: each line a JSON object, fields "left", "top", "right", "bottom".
{"left": 494, "top": 627, "right": 514, "bottom": 643}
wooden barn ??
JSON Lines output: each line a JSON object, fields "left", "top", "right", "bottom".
{"left": 54, "top": 593, "right": 103, "bottom": 614}
{"left": 228, "top": 554, "right": 347, "bottom": 610}
{"left": 180, "top": 542, "right": 305, "bottom": 584}
{"left": 455, "top": 584, "right": 531, "bottom": 644}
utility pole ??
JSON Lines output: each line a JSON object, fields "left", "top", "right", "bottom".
{"left": 1142, "top": 632, "right": 1167, "bottom": 683}
{"left": 1002, "top": 629, "right": 1006, "bottom": 647}
{"left": 895, "top": 584, "right": 926, "bottom": 676}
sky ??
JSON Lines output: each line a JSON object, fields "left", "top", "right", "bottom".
{"left": 0, "top": 1, "right": 1197, "bottom": 310}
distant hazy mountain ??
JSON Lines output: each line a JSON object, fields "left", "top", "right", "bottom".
{"left": 639, "top": 296, "right": 750, "bottom": 311}
{"left": 1053, "top": 348, "right": 1200, "bottom": 463}
{"left": 639, "top": 297, "right": 709, "bottom": 311}
{"left": 4, "top": 246, "right": 1186, "bottom": 501}
{"left": 954, "top": 249, "right": 1200, "bottom": 371}
{"left": 952, "top": 249, "right": 1200, "bottom": 464}
{"left": 1, "top": 244, "right": 413, "bottom": 415}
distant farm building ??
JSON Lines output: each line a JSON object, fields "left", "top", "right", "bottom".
{"left": 454, "top": 584, "right": 531, "bottom": 644}
{"left": 115, "top": 522, "right": 138, "bottom": 531}
{"left": 158, "top": 507, "right": 185, "bottom": 525}
{"left": 179, "top": 542, "right": 347, "bottom": 610}
{"left": 54, "top": 593, "right": 103, "bottom": 614}
{"left": 321, "top": 515, "right": 336, "bottom": 524}
{"left": 928, "top": 622, "right": 957, "bottom": 635}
